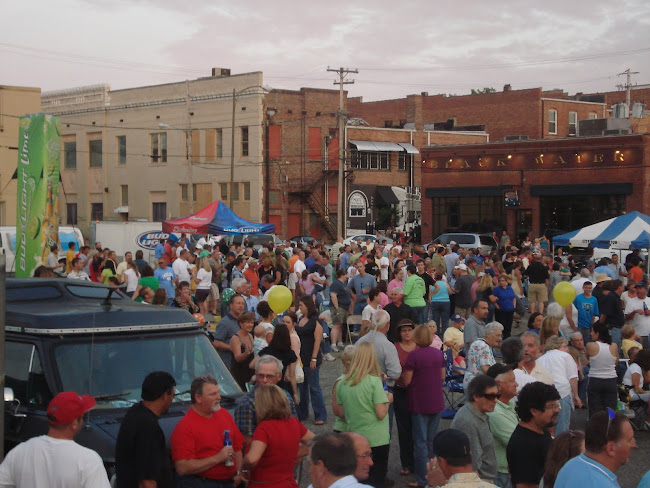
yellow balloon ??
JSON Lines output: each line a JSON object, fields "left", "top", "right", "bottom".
{"left": 553, "top": 281, "right": 576, "bottom": 307}
{"left": 267, "top": 285, "right": 293, "bottom": 314}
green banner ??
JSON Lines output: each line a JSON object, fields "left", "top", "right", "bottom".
{"left": 15, "top": 114, "right": 61, "bottom": 277}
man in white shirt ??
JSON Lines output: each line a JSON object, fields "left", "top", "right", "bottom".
{"left": 379, "top": 249, "right": 390, "bottom": 282}
{"left": 115, "top": 251, "right": 132, "bottom": 280}
{"left": 0, "top": 392, "right": 110, "bottom": 488}
{"left": 571, "top": 268, "right": 592, "bottom": 296}
{"left": 67, "top": 257, "right": 91, "bottom": 281}
{"left": 624, "top": 282, "right": 650, "bottom": 348}
{"left": 361, "top": 288, "right": 382, "bottom": 333}
{"left": 536, "top": 336, "right": 582, "bottom": 435}
{"left": 172, "top": 249, "right": 194, "bottom": 284}
{"left": 294, "top": 250, "right": 307, "bottom": 282}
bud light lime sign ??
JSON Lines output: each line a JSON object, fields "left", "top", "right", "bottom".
{"left": 136, "top": 231, "right": 178, "bottom": 250}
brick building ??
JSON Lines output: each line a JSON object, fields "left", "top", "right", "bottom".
{"left": 420, "top": 133, "right": 650, "bottom": 243}
{"left": 348, "top": 85, "right": 607, "bottom": 142}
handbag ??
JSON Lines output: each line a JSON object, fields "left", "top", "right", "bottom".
{"left": 295, "top": 357, "right": 305, "bottom": 383}
{"left": 515, "top": 296, "right": 526, "bottom": 316}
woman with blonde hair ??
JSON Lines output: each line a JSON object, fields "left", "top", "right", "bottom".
{"left": 540, "top": 316, "right": 561, "bottom": 347}
{"left": 334, "top": 341, "right": 392, "bottom": 487}
{"left": 192, "top": 256, "right": 213, "bottom": 314}
{"left": 332, "top": 345, "right": 356, "bottom": 433}
{"left": 476, "top": 272, "right": 496, "bottom": 322}
{"left": 241, "top": 384, "right": 314, "bottom": 486}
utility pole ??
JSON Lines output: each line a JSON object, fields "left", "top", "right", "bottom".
{"left": 328, "top": 67, "right": 358, "bottom": 239}
{"left": 617, "top": 68, "right": 639, "bottom": 112}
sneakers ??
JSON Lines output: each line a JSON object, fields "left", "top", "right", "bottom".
{"left": 330, "top": 344, "right": 340, "bottom": 353}
{"left": 337, "top": 342, "right": 344, "bottom": 349}
{"left": 323, "top": 353, "right": 336, "bottom": 362}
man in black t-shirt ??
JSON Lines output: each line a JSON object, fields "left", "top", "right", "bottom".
{"left": 506, "top": 382, "right": 560, "bottom": 488}
{"left": 416, "top": 259, "right": 434, "bottom": 304}
{"left": 364, "top": 252, "right": 380, "bottom": 279}
{"left": 116, "top": 371, "right": 176, "bottom": 488}
{"left": 384, "top": 288, "right": 417, "bottom": 342}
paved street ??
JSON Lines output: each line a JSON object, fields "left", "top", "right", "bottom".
{"left": 297, "top": 323, "right": 650, "bottom": 487}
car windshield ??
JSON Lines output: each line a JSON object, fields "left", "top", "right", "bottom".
{"left": 248, "top": 234, "right": 274, "bottom": 246}
{"left": 54, "top": 332, "right": 241, "bottom": 408}
{"left": 440, "top": 234, "right": 475, "bottom": 245}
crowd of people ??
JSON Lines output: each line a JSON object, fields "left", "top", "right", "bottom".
{"left": 18, "top": 230, "right": 650, "bottom": 487}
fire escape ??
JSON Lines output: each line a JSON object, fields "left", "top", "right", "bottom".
{"left": 287, "top": 167, "right": 338, "bottom": 240}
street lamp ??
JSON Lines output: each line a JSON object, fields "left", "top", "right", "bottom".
{"left": 229, "top": 85, "right": 271, "bottom": 209}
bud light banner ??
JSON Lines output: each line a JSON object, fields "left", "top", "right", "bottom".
{"left": 15, "top": 114, "right": 61, "bottom": 277}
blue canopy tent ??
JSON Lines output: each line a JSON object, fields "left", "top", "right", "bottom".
{"left": 162, "top": 200, "right": 275, "bottom": 235}
{"left": 553, "top": 211, "right": 650, "bottom": 249}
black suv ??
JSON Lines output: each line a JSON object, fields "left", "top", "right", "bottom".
{"left": 4, "top": 279, "right": 243, "bottom": 481}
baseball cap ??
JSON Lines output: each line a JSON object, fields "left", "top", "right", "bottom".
{"left": 451, "top": 313, "right": 464, "bottom": 323}
{"left": 455, "top": 263, "right": 467, "bottom": 271}
{"left": 433, "top": 429, "right": 471, "bottom": 460}
{"left": 47, "top": 392, "right": 96, "bottom": 425}
{"left": 485, "top": 363, "right": 515, "bottom": 379}
{"left": 449, "top": 240, "right": 457, "bottom": 246}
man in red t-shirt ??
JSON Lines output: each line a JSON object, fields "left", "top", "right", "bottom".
{"left": 171, "top": 375, "right": 245, "bottom": 485}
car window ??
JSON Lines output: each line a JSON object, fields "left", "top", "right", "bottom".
{"left": 480, "top": 235, "right": 497, "bottom": 247}
{"left": 7, "top": 286, "right": 62, "bottom": 302}
{"left": 5, "top": 342, "right": 52, "bottom": 408}
{"left": 54, "top": 332, "right": 241, "bottom": 408}
{"left": 439, "top": 234, "right": 474, "bottom": 245}
{"left": 247, "top": 235, "right": 274, "bottom": 246}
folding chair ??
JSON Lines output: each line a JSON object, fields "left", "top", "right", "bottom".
{"left": 441, "top": 348, "right": 466, "bottom": 419}
{"left": 345, "top": 315, "right": 362, "bottom": 344}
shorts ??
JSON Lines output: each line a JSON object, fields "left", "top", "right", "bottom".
{"left": 528, "top": 283, "right": 548, "bottom": 303}
{"left": 287, "top": 273, "right": 297, "bottom": 290}
{"left": 330, "top": 307, "right": 349, "bottom": 325}
{"left": 195, "top": 288, "right": 211, "bottom": 303}
{"left": 209, "top": 283, "right": 220, "bottom": 301}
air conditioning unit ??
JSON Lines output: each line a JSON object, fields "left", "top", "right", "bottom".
{"left": 211, "top": 68, "right": 231, "bottom": 77}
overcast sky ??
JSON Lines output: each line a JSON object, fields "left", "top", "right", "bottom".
{"left": 2, "top": 0, "right": 649, "bottom": 101}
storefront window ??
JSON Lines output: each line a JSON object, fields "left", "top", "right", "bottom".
{"left": 430, "top": 196, "right": 504, "bottom": 237}
{"left": 540, "top": 194, "right": 626, "bottom": 233}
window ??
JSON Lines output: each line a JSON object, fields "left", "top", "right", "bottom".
{"left": 91, "top": 203, "right": 103, "bottom": 221}
{"left": 117, "top": 135, "right": 127, "bottom": 164}
{"left": 66, "top": 203, "right": 77, "bottom": 225}
{"left": 588, "top": 113, "right": 598, "bottom": 120}
{"left": 5, "top": 342, "right": 51, "bottom": 408}
{"left": 64, "top": 141, "right": 76, "bottom": 169}
{"left": 568, "top": 112, "right": 578, "bottom": 136}
{"left": 192, "top": 184, "right": 197, "bottom": 202}
{"left": 349, "top": 191, "right": 367, "bottom": 217}
{"left": 243, "top": 182, "right": 251, "bottom": 201}
{"left": 398, "top": 152, "right": 413, "bottom": 171}
{"left": 220, "top": 183, "right": 228, "bottom": 201}
{"left": 241, "top": 126, "right": 249, "bottom": 157}
{"left": 89, "top": 139, "right": 102, "bottom": 167}
{"left": 121, "top": 185, "right": 128, "bottom": 206}
{"left": 232, "top": 182, "right": 240, "bottom": 201}
{"left": 180, "top": 184, "right": 189, "bottom": 201}
{"left": 152, "top": 202, "right": 167, "bottom": 222}
{"left": 548, "top": 110, "right": 557, "bottom": 134}
{"left": 151, "top": 133, "right": 167, "bottom": 163}
{"left": 269, "top": 190, "right": 280, "bottom": 206}
{"left": 350, "top": 151, "right": 390, "bottom": 171}
{"left": 216, "top": 129, "right": 223, "bottom": 158}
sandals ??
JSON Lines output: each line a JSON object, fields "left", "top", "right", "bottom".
{"left": 314, "top": 420, "right": 326, "bottom": 425}
{"left": 400, "top": 468, "right": 411, "bottom": 476}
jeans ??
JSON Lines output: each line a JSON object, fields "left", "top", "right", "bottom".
{"left": 578, "top": 366, "right": 590, "bottom": 404}
{"left": 297, "top": 366, "right": 327, "bottom": 422}
{"left": 610, "top": 327, "right": 622, "bottom": 357}
{"left": 555, "top": 395, "right": 573, "bottom": 435}
{"left": 430, "top": 301, "right": 450, "bottom": 333}
{"left": 494, "top": 472, "right": 512, "bottom": 488}
{"left": 354, "top": 300, "right": 367, "bottom": 315}
{"left": 587, "top": 377, "right": 618, "bottom": 419}
{"left": 368, "top": 444, "right": 390, "bottom": 488}
{"left": 412, "top": 306, "right": 427, "bottom": 325}
{"left": 579, "top": 327, "right": 592, "bottom": 344}
{"left": 392, "top": 386, "right": 414, "bottom": 471}
{"left": 411, "top": 412, "right": 441, "bottom": 485}
{"left": 320, "top": 321, "right": 332, "bottom": 354}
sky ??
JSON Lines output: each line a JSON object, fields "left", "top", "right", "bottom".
{"left": 1, "top": 0, "right": 649, "bottom": 101}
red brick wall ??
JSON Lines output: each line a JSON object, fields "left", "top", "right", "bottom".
{"left": 541, "top": 99, "right": 606, "bottom": 138}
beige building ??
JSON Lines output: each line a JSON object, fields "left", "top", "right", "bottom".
{"left": 0, "top": 85, "right": 42, "bottom": 225}
{"left": 41, "top": 71, "right": 267, "bottom": 237}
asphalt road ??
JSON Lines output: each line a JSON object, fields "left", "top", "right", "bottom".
{"left": 297, "top": 323, "right": 650, "bottom": 488}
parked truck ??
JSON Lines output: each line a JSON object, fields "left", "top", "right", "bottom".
{"left": 90, "top": 221, "right": 179, "bottom": 264}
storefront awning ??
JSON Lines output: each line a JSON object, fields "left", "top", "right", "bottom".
{"left": 349, "top": 140, "right": 405, "bottom": 152}
{"left": 114, "top": 206, "right": 129, "bottom": 214}
{"left": 398, "top": 142, "right": 419, "bottom": 154}
{"left": 530, "top": 183, "right": 633, "bottom": 197}
{"left": 376, "top": 186, "right": 400, "bottom": 205}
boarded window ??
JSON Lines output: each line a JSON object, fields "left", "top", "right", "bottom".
{"left": 268, "top": 125, "right": 281, "bottom": 159}
{"left": 88, "top": 138, "right": 102, "bottom": 168}
{"left": 152, "top": 202, "right": 166, "bottom": 222}
{"left": 64, "top": 141, "right": 77, "bottom": 169}
{"left": 308, "top": 127, "right": 321, "bottom": 161}
{"left": 191, "top": 129, "right": 201, "bottom": 162}
{"left": 205, "top": 129, "right": 216, "bottom": 160}
{"left": 117, "top": 136, "right": 126, "bottom": 165}
{"left": 66, "top": 203, "right": 78, "bottom": 225}
{"left": 91, "top": 203, "right": 103, "bottom": 221}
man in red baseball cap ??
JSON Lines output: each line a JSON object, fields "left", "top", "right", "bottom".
{"left": 0, "top": 391, "right": 110, "bottom": 487}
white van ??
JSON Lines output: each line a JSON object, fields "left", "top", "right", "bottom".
{"left": 0, "top": 226, "right": 86, "bottom": 273}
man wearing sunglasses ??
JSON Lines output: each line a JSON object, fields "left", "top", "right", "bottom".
{"left": 555, "top": 410, "right": 636, "bottom": 488}
{"left": 506, "top": 382, "right": 561, "bottom": 488}
{"left": 451, "top": 374, "right": 499, "bottom": 483}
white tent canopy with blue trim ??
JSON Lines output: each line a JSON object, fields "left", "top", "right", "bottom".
{"left": 553, "top": 211, "right": 650, "bottom": 249}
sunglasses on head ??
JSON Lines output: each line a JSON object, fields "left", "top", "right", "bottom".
{"left": 482, "top": 392, "right": 502, "bottom": 400}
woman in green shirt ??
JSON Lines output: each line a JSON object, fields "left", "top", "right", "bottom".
{"left": 101, "top": 260, "right": 117, "bottom": 285}
{"left": 334, "top": 341, "right": 392, "bottom": 487}
{"left": 403, "top": 264, "right": 427, "bottom": 324}
{"left": 131, "top": 265, "right": 159, "bottom": 301}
